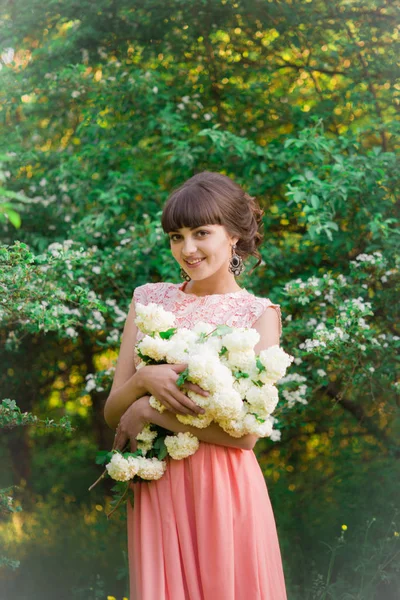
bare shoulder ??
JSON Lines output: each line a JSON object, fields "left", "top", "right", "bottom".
{"left": 250, "top": 296, "right": 282, "bottom": 351}
{"left": 109, "top": 291, "right": 140, "bottom": 397}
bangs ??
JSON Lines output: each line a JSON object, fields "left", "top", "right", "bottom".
{"left": 161, "top": 184, "right": 223, "bottom": 233}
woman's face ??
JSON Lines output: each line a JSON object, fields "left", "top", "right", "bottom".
{"left": 168, "top": 224, "right": 238, "bottom": 281}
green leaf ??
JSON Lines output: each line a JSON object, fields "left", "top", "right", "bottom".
{"left": 111, "top": 482, "right": 126, "bottom": 493}
{"left": 219, "top": 346, "right": 228, "bottom": 356}
{"left": 249, "top": 412, "right": 266, "bottom": 423}
{"left": 5, "top": 209, "right": 21, "bottom": 228}
{"left": 136, "top": 348, "right": 163, "bottom": 365}
{"left": 251, "top": 379, "right": 263, "bottom": 387}
{"left": 233, "top": 370, "right": 250, "bottom": 379}
{"left": 153, "top": 437, "right": 163, "bottom": 450}
{"left": 95, "top": 451, "right": 113, "bottom": 465}
{"left": 310, "top": 195, "right": 320, "bottom": 209}
{"left": 211, "top": 325, "right": 233, "bottom": 336}
{"left": 176, "top": 367, "right": 189, "bottom": 387}
{"left": 156, "top": 438, "right": 168, "bottom": 460}
{"left": 159, "top": 327, "right": 177, "bottom": 340}
{"left": 256, "top": 358, "right": 266, "bottom": 372}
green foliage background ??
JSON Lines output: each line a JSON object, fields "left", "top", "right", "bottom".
{"left": 0, "top": 1, "right": 399, "bottom": 599}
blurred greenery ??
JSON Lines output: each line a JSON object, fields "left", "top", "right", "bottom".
{"left": 0, "top": 0, "right": 399, "bottom": 598}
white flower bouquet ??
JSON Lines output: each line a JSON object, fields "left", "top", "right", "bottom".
{"left": 92, "top": 302, "right": 293, "bottom": 516}
{"left": 134, "top": 302, "right": 293, "bottom": 440}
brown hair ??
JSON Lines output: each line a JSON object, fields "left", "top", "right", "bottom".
{"left": 161, "top": 171, "right": 264, "bottom": 270}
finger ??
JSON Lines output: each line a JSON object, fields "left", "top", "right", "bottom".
{"left": 169, "top": 363, "right": 188, "bottom": 373}
{"left": 130, "top": 437, "right": 138, "bottom": 453}
{"left": 114, "top": 429, "right": 128, "bottom": 452}
{"left": 164, "top": 391, "right": 194, "bottom": 416}
{"left": 182, "top": 382, "right": 210, "bottom": 397}
{"left": 170, "top": 388, "right": 205, "bottom": 415}
{"left": 112, "top": 426, "right": 122, "bottom": 450}
{"left": 157, "top": 398, "right": 173, "bottom": 413}
{"left": 165, "top": 394, "right": 193, "bottom": 416}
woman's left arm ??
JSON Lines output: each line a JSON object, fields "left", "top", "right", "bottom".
{"left": 115, "top": 395, "right": 255, "bottom": 452}
{"left": 247, "top": 304, "right": 282, "bottom": 449}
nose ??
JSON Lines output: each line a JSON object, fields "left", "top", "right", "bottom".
{"left": 182, "top": 236, "right": 197, "bottom": 256}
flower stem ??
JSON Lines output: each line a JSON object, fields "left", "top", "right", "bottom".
{"left": 106, "top": 483, "right": 130, "bottom": 519}
{"left": 88, "top": 468, "right": 107, "bottom": 492}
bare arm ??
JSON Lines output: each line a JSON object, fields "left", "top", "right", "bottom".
{"left": 103, "top": 298, "right": 148, "bottom": 429}
{"left": 104, "top": 295, "right": 208, "bottom": 430}
{"left": 246, "top": 304, "right": 282, "bottom": 449}
{"left": 140, "top": 397, "right": 254, "bottom": 451}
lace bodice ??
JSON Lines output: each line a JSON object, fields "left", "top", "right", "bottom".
{"left": 132, "top": 282, "right": 282, "bottom": 355}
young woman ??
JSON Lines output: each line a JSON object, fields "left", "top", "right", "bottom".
{"left": 104, "top": 171, "right": 287, "bottom": 599}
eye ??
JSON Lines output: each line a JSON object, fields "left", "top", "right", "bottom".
{"left": 169, "top": 233, "right": 181, "bottom": 242}
{"left": 196, "top": 230, "right": 209, "bottom": 237}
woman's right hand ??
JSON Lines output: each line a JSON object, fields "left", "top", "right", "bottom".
{"left": 138, "top": 364, "right": 209, "bottom": 416}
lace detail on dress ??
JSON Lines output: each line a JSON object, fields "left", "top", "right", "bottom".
{"left": 132, "top": 282, "right": 282, "bottom": 341}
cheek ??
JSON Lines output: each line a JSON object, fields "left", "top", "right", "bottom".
{"left": 170, "top": 244, "right": 180, "bottom": 261}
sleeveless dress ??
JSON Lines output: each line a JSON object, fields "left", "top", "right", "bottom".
{"left": 127, "top": 281, "right": 287, "bottom": 600}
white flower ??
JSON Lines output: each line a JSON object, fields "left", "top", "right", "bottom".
{"left": 137, "top": 335, "right": 168, "bottom": 362}
{"left": 164, "top": 432, "right": 200, "bottom": 460}
{"left": 164, "top": 339, "right": 190, "bottom": 363}
{"left": 176, "top": 411, "right": 213, "bottom": 429}
{"left": 136, "top": 456, "right": 167, "bottom": 480}
{"left": 192, "top": 321, "right": 215, "bottom": 336}
{"left": 209, "top": 389, "right": 243, "bottom": 421}
{"left": 134, "top": 302, "right": 176, "bottom": 334}
{"left": 136, "top": 424, "right": 158, "bottom": 455}
{"left": 106, "top": 453, "right": 132, "bottom": 481}
{"left": 243, "top": 413, "right": 274, "bottom": 437}
{"left": 222, "top": 328, "right": 260, "bottom": 352}
{"left": 270, "top": 428, "right": 281, "bottom": 442}
{"left": 219, "top": 417, "right": 247, "bottom": 438}
{"left": 188, "top": 354, "right": 233, "bottom": 393}
{"left": 258, "top": 345, "right": 294, "bottom": 383}
{"left": 233, "top": 377, "right": 254, "bottom": 399}
{"left": 246, "top": 384, "right": 279, "bottom": 416}
{"left": 149, "top": 395, "right": 166, "bottom": 413}
{"left": 66, "top": 327, "right": 78, "bottom": 338}
{"left": 225, "top": 350, "right": 256, "bottom": 372}
{"left": 282, "top": 385, "right": 308, "bottom": 408}
{"left": 317, "top": 369, "right": 326, "bottom": 377}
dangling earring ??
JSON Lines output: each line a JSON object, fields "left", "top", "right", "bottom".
{"left": 180, "top": 267, "right": 191, "bottom": 282}
{"left": 228, "top": 243, "right": 245, "bottom": 276}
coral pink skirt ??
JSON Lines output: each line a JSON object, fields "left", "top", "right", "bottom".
{"left": 127, "top": 442, "right": 287, "bottom": 600}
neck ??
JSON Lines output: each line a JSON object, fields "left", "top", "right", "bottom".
{"left": 182, "top": 273, "right": 243, "bottom": 296}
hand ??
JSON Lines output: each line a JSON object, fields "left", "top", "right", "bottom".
{"left": 139, "top": 363, "right": 209, "bottom": 417}
{"left": 113, "top": 396, "right": 149, "bottom": 453}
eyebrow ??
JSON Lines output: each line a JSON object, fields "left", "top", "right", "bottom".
{"left": 168, "top": 226, "right": 210, "bottom": 233}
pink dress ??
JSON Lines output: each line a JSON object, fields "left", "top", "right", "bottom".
{"left": 127, "top": 282, "right": 287, "bottom": 600}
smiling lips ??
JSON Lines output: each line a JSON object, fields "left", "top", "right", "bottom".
{"left": 183, "top": 258, "right": 205, "bottom": 268}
